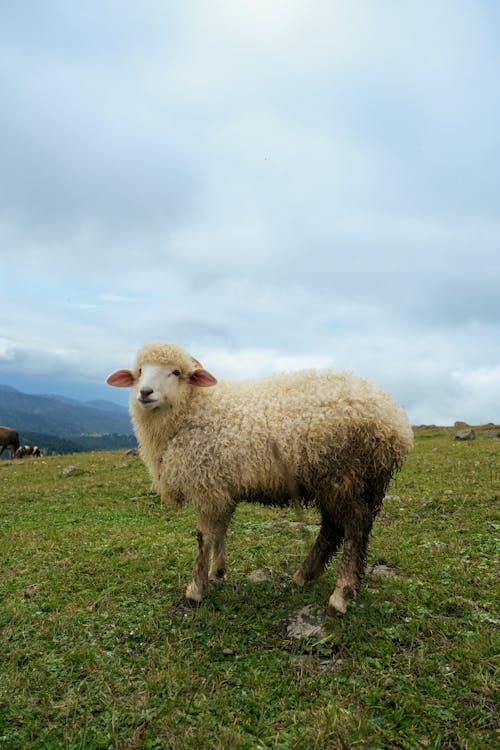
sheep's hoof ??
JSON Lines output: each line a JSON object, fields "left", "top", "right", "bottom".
{"left": 326, "top": 603, "right": 346, "bottom": 618}
{"left": 183, "top": 596, "right": 203, "bottom": 609}
{"left": 327, "top": 585, "right": 354, "bottom": 617}
{"left": 209, "top": 575, "right": 226, "bottom": 586}
{"left": 292, "top": 570, "right": 306, "bottom": 587}
{"left": 172, "top": 597, "right": 202, "bottom": 616}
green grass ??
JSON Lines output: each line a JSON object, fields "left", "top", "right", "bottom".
{"left": 1, "top": 428, "right": 498, "bottom": 749}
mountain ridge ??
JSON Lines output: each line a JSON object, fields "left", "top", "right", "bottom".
{"left": 0, "top": 384, "right": 133, "bottom": 436}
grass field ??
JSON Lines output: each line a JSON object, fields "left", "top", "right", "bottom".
{"left": 1, "top": 427, "right": 498, "bottom": 749}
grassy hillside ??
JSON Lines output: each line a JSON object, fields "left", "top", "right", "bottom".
{"left": 0, "top": 429, "right": 498, "bottom": 749}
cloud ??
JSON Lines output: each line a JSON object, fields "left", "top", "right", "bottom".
{"left": 98, "top": 294, "right": 135, "bottom": 303}
{"left": 0, "top": 2, "right": 499, "bottom": 424}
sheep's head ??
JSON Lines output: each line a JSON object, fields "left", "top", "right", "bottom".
{"left": 106, "top": 342, "right": 217, "bottom": 411}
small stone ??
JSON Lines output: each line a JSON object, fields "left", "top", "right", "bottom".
{"left": 62, "top": 465, "right": 81, "bottom": 477}
{"left": 367, "top": 564, "right": 402, "bottom": 579}
{"left": 222, "top": 648, "right": 234, "bottom": 656}
{"left": 247, "top": 569, "right": 270, "bottom": 583}
{"left": 277, "top": 604, "right": 327, "bottom": 640}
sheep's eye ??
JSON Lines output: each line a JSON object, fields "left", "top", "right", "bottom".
{"left": 138, "top": 368, "right": 142, "bottom": 375}
{"left": 172, "top": 369, "right": 181, "bottom": 377}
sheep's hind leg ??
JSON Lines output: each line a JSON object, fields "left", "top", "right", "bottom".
{"left": 293, "top": 514, "right": 344, "bottom": 586}
{"left": 328, "top": 508, "right": 373, "bottom": 617}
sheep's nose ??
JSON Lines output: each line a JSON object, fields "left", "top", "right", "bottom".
{"left": 140, "top": 387, "right": 154, "bottom": 400}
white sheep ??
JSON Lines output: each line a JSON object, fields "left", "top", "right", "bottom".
{"left": 107, "top": 342, "right": 413, "bottom": 616}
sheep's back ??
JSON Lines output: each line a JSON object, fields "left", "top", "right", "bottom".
{"left": 171, "top": 369, "right": 412, "bottom": 504}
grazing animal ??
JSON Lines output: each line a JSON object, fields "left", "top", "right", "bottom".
{"left": 0, "top": 426, "right": 20, "bottom": 458}
{"left": 107, "top": 342, "right": 413, "bottom": 616}
{"left": 15, "top": 445, "right": 41, "bottom": 458}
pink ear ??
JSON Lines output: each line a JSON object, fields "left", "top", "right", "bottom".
{"left": 189, "top": 368, "right": 218, "bottom": 387}
{"left": 106, "top": 369, "right": 135, "bottom": 387}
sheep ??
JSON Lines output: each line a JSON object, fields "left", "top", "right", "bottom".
{"left": 0, "top": 426, "right": 20, "bottom": 458}
{"left": 107, "top": 342, "right": 414, "bottom": 616}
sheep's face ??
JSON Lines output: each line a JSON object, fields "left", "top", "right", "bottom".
{"left": 135, "top": 363, "right": 184, "bottom": 411}
{"left": 106, "top": 351, "right": 217, "bottom": 411}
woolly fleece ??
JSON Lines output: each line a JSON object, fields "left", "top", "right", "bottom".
{"left": 128, "top": 343, "right": 414, "bottom": 514}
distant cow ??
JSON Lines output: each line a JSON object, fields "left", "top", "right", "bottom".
{"left": 0, "top": 426, "right": 20, "bottom": 458}
{"left": 15, "top": 445, "right": 41, "bottom": 458}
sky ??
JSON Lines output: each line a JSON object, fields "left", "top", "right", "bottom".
{"left": 0, "top": 0, "right": 499, "bottom": 425}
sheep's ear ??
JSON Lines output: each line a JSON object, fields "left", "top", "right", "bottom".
{"left": 189, "top": 369, "right": 217, "bottom": 387}
{"left": 106, "top": 369, "right": 135, "bottom": 387}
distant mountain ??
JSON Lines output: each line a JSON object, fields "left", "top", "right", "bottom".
{"left": 85, "top": 399, "right": 128, "bottom": 413}
{"left": 43, "top": 395, "right": 127, "bottom": 413}
{"left": 43, "top": 394, "right": 86, "bottom": 407}
{"left": 0, "top": 384, "right": 133, "bottom": 437}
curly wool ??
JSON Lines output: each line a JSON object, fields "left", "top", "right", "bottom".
{"left": 130, "top": 343, "right": 413, "bottom": 515}
{"left": 120, "top": 341, "right": 414, "bottom": 616}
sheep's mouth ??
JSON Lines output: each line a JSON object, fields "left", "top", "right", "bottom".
{"left": 138, "top": 396, "right": 159, "bottom": 408}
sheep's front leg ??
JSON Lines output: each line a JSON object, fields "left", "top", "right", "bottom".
{"left": 185, "top": 509, "right": 235, "bottom": 604}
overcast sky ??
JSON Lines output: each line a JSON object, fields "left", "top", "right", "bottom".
{"left": 1, "top": 1, "right": 499, "bottom": 425}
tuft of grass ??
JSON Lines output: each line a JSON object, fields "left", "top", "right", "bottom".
{"left": 0, "top": 430, "right": 498, "bottom": 749}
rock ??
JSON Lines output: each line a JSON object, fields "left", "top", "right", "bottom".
{"left": 484, "top": 429, "right": 500, "bottom": 439}
{"left": 247, "top": 569, "right": 270, "bottom": 583}
{"left": 125, "top": 448, "right": 139, "bottom": 456}
{"left": 454, "top": 429, "right": 476, "bottom": 441}
{"left": 366, "top": 564, "right": 402, "bottom": 579}
{"left": 61, "top": 465, "right": 81, "bottom": 477}
{"left": 276, "top": 604, "right": 327, "bottom": 640}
